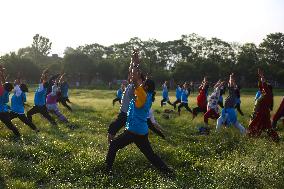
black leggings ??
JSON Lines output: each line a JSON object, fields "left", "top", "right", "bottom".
{"left": 235, "top": 103, "right": 244, "bottom": 116}
{"left": 0, "top": 112, "right": 20, "bottom": 136}
{"left": 106, "top": 130, "right": 169, "bottom": 171}
{"left": 27, "top": 105, "right": 57, "bottom": 126}
{"left": 161, "top": 98, "right": 173, "bottom": 107}
{"left": 178, "top": 102, "right": 192, "bottom": 113}
{"left": 59, "top": 97, "right": 72, "bottom": 111}
{"left": 173, "top": 99, "right": 181, "bottom": 109}
{"left": 9, "top": 112, "right": 38, "bottom": 131}
{"left": 113, "top": 98, "right": 121, "bottom": 106}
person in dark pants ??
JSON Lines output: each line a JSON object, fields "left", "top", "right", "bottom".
{"left": 106, "top": 79, "right": 171, "bottom": 173}
{"left": 58, "top": 76, "right": 72, "bottom": 112}
{"left": 173, "top": 84, "right": 182, "bottom": 110}
{"left": 147, "top": 108, "right": 165, "bottom": 139}
{"left": 161, "top": 81, "right": 173, "bottom": 107}
{"left": 9, "top": 83, "right": 39, "bottom": 132}
{"left": 0, "top": 82, "right": 20, "bottom": 136}
{"left": 178, "top": 82, "right": 193, "bottom": 116}
{"left": 112, "top": 83, "right": 125, "bottom": 106}
{"left": 27, "top": 71, "right": 57, "bottom": 126}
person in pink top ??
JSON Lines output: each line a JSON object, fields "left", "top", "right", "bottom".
{"left": 46, "top": 74, "right": 68, "bottom": 123}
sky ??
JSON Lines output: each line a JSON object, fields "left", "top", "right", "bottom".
{"left": 0, "top": 0, "right": 283, "bottom": 56}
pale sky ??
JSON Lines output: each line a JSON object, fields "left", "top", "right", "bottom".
{"left": 0, "top": 0, "right": 283, "bottom": 56}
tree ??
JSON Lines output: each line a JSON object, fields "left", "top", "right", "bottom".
{"left": 32, "top": 34, "right": 52, "bottom": 64}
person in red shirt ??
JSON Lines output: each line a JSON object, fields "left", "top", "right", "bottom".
{"left": 192, "top": 77, "right": 209, "bottom": 119}
{"left": 272, "top": 97, "right": 284, "bottom": 129}
{"left": 247, "top": 69, "right": 279, "bottom": 142}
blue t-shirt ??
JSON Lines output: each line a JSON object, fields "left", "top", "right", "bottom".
{"left": 176, "top": 87, "right": 182, "bottom": 100}
{"left": 181, "top": 89, "right": 189, "bottom": 103}
{"left": 116, "top": 88, "right": 123, "bottom": 99}
{"left": 34, "top": 87, "right": 47, "bottom": 106}
{"left": 162, "top": 84, "right": 168, "bottom": 99}
{"left": 0, "top": 90, "right": 10, "bottom": 112}
{"left": 126, "top": 92, "right": 153, "bottom": 135}
{"left": 11, "top": 93, "right": 26, "bottom": 114}
{"left": 60, "top": 82, "right": 69, "bottom": 98}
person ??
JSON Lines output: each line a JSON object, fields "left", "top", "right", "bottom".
{"left": 247, "top": 69, "right": 279, "bottom": 142}
{"left": 216, "top": 74, "right": 246, "bottom": 134}
{"left": 113, "top": 83, "right": 125, "bottom": 106}
{"left": 172, "top": 84, "right": 182, "bottom": 110}
{"left": 9, "top": 81, "right": 39, "bottom": 132}
{"left": 272, "top": 97, "right": 284, "bottom": 129}
{"left": 58, "top": 75, "right": 72, "bottom": 111}
{"left": 46, "top": 74, "right": 69, "bottom": 123}
{"left": 160, "top": 81, "right": 173, "bottom": 107}
{"left": 177, "top": 82, "right": 192, "bottom": 116}
{"left": 27, "top": 70, "right": 57, "bottom": 126}
{"left": 234, "top": 85, "right": 244, "bottom": 116}
{"left": 218, "top": 85, "right": 225, "bottom": 108}
{"left": 0, "top": 66, "right": 20, "bottom": 136}
{"left": 192, "top": 77, "right": 209, "bottom": 119}
{"left": 106, "top": 76, "right": 172, "bottom": 174}
{"left": 204, "top": 80, "right": 224, "bottom": 127}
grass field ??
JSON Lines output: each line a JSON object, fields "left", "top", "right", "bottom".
{"left": 0, "top": 89, "right": 284, "bottom": 188}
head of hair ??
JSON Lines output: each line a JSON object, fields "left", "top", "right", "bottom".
{"left": 43, "top": 82, "right": 49, "bottom": 89}
{"left": 139, "top": 72, "right": 146, "bottom": 82}
{"left": 3, "top": 82, "right": 13, "bottom": 92}
{"left": 144, "top": 79, "right": 155, "bottom": 93}
{"left": 20, "top": 84, "right": 29, "bottom": 93}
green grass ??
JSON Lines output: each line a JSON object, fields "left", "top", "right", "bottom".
{"left": 0, "top": 89, "right": 284, "bottom": 188}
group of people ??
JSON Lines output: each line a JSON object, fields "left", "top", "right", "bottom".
{"left": 0, "top": 66, "right": 72, "bottom": 137}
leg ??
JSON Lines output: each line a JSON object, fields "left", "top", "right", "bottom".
{"left": 108, "top": 112, "right": 127, "bottom": 136}
{"left": 167, "top": 100, "right": 174, "bottom": 106}
{"left": 27, "top": 106, "right": 40, "bottom": 123}
{"left": 106, "top": 131, "right": 134, "bottom": 170}
{"left": 147, "top": 119, "right": 165, "bottom": 139}
{"left": 18, "top": 114, "right": 38, "bottom": 131}
{"left": 113, "top": 98, "right": 120, "bottom": 106}
{"left": 233, "top": 121, "right": 246, "bottom": 134}
{"left": 135, "top": 135, "right": 170, "bottom": 172}
{"left": 0, "top": 113, "right": 20, "bottom": 136}
{"left": 184, "top": 103, "right": 193, "bottom": 113}
{"left": 173, "top": 99, "right": 180, "bottom": 110}
{"left": 53, "top": 107, "right": 68, "bottom": 123}
{"left": 272, "top": 99, "right": 284, "bottom": 128}
{"left": 39, "top": 106, "right": 57, "bottom": 126}
{"left": 177, "top": 103, "right": 184, "bottom": 115}
{"left": 161, "top": 99, "right": 166, "bottom": 107}
{"left": 61, "top": 98, "right": 72, "bottom": 111}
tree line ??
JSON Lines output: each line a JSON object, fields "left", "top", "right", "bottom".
{"left": 0, "top": 33, "right": 283, "bottom": 87}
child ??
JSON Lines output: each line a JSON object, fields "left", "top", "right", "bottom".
{"left": 0, "top": 81, "right": 20, "bottom": 137}
{"left": 58, "top": 75, "right": 72, "bottom": 111}
{"left": 161, "top": 81, "right": 173, "bottom": 107}
{"left": 9, "top": 82, "right": 39, "bottom": 132}
{"left": 216, "top": 74, "right": 246, "bottom": 134}
{"left": 218, "top": 85, "right": 225, "bottom": 108}
{"left": 204, "top": 80, "right": 224, "bottom": 126}
{"left": 247, "top": 69, "right": 279, "bottom": 141}
{"left": 27, "top": 70, "right": 57, "bottom": 126}
{"left": 113, "top": 83, "right": 125, "bottom": 106}
{"left": 46, "top": 75, "right": 69, "bottom": 123}
{"left": 178, "top": 82, "right": 192, "bottom": 116}
{"left": 173, "top": 84, "right": 182, "bottom": 110}
{"left": 272, "top": 97, "right": 284, "bottom": 129}
{"left": 106, "top": 78, "right": 171, "bottom": 174}
{"left": 192, "top": 77, "right": 209, "bottom": 118}
{"left": 234, "top": 85, "right": 244, "bottom": 116}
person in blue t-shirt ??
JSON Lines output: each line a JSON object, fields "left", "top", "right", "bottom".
{"left": 173, "top": 84, "right": 182, "bottom": 110}
{"left": 27, "top": 70, "right": 57, "bottom": 126}
{"left": 58, "top": 74, "right": 72, "bottom": 112}
{"left": 9, "top": 83, "right": 39, "bottom": 132}
{"left": 160, "top": 81, "right": 173, "bottom": 107}
{"left": 178, "top": 82, "right": 193, "bottom": 116}
{"left": 0, "top": 81, "right": 20, "bottom": 136}
{"left": 112, "top": 83, "right": 126, "bottom": 106}
{"left": 106, "top": 79, "right": 171, "bottom": 174}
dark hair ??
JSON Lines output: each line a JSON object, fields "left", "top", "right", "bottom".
{"left": 20, "top": 84, "right": 29, "bottom": 92}
{"left": 267, "top": 84, "right": 273, "bottom": 111}
{"left": 139, "top": 72, "right": 146, "bottom": 82}
{"left": 43, "top": 82, "right": 49, "bottom": 89}
{"left": 144, "top": 79, "right": 155, "bottom": 93}
{"left": 3, "top": 82, "right": 13, "bottom": 92}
